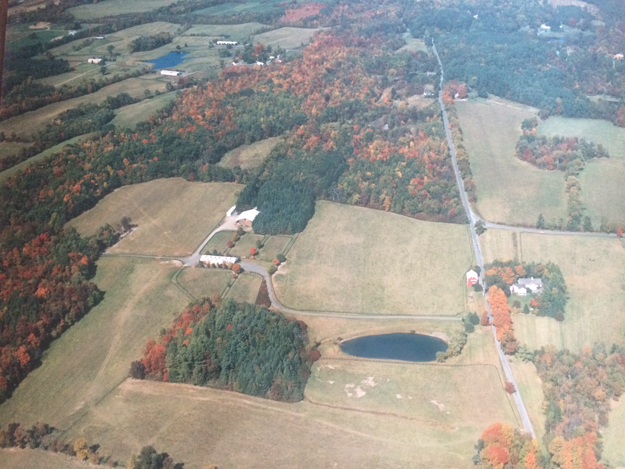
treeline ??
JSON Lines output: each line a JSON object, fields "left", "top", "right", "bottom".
{"left": 129, "top": 33, "right": 174, "bottom": 53}
{"left": 133, "top": 299, "right": 317, "bottom": 402}
{"left": 517, "top": 119, "right": 609, "bottom": 172}
{"left": 484, "top": 260, "right": 568, "bottom": 320}
{"left": 487, "top": 285, "right": 519, "bottom": 354}
{"left": 473, "top": 422, "right": 541, "bottom": 468}
{"left": 3, "top": 56, "right": 70, "bottom": 95}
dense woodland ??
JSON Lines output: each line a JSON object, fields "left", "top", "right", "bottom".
{"left": 134, "top": 299, "right": 317, "bottom": 402}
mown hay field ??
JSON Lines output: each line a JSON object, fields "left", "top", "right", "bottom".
{"left": 273, "top": 201, "right": 474, "bottom": 316}
{"left": 456, "top": 99, "right": 567, "bottom": 226}
{"left": 112, "top": 91, "right": 178, "bottom": 129}
{"left": 0, "top": 448, "right": 90, "bottom": 469}
{"left": 68, "top": 0, "right": 181, "bottom": 20}
{"left": 68, "top": 179, "right": 242, "bottom": 257}
{"left": 603, "top": 397, "right": 625, "bottom": 467}
{"left": 177, "top": 267, "right": 233, "bottom": 300}
{"left": 225, "top": 272, "right": 262, "bottom": 304}
{"left": 251, "top": 27, "right": 322, "bottom": 49}
{"left": 182, "top": 23, "right": 267, "bottom": 42}
{"left": 0, "top": 141, "right": 30, "bottom": 161}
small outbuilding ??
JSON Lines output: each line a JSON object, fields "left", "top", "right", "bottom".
{"left": 236, "top": 208, "right": 260, "bottom": 227}
{"left": 217, "top": 40, "right": 238, "bottom": 46}
{"left": 199, "top": 255, "right": 238, "bottom": 267}
{"left": 87, "top": 58, "right": 103, "bottom": 64}
{"left": 226, "top": 205, "right": 237, "bottom": 217}
{"left": 161, "top": 70, "right": 182, "bottom": 76}
{"left": 466, "top": 270, "right": 479, "bottom": 287}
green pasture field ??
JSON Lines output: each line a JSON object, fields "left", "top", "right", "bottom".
{"left": 0, "top": 449, "right": 89, "bottom": 469}
{"left": 0, "top": 133, "right": 96, "bottom": 185}
{"left": 603, "top": 398, "right": 625, "bottom": 467}
{"left": 225, "top": 272, "right": 262, "bottom": 303}
{"left": 251, "top": 27, "right": 322, "bottom": 49}
{"left": 218, "top": 137, "right": 280, "bottom": 170}
{"left": 68, "top": 0, "right": 181, "bottom": 20}
{"left": 273, "top": 201, "right": 474, "bottom": 316}
{"left": 508, "top": 359, "right": 547, "bottom": 442}
{"left": 182, "top": 23, "right": 267, "bottom": 42}
{"left": 481, "top": 228, "right": 625, "bottom": 350}
{"left": 112, "top": 91, "right": 178, "bottom": 129}
{"left": 68, "top": 179, "right": 241, "bottom": 257}
{"left": 538, "top": 116, "right": 625, "bottom": 160}
{"left": 177, "top": 267, "right": 233, "bottom": 300}
{"left": 257, "top": 235, "right": 292, "bottom": 261}
{"left": 202, "top": 230, "right": 234, "bottom": 254}
{"left": 0, "top": 257, "right": 188, "bottom": 430}
{"left": 0, "top": 76, "right": 169, "bottom": 140}
{"left": 229, "top": 233, "right": 265, "bottom": 258}
{"left": 578, "top": 159, "right": 625, "bottom": 228}
{"left": 456, "top": 99, "right": 567, "bottom": 226}
{"left": 0, "top": 141, "right": 31, "bottom": 161}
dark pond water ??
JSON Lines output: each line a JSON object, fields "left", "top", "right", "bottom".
{"left": 340, "top": 333, "right": 448, "bottom": 362}
{"left": 146, "top": 52, "right": 192, "bottom": 70}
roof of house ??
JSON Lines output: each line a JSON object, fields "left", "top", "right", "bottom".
{"left": 236, "top": 208, "right": 259, "bottom": 222}
{"left": 200, "top": 255, "right": 238, "bottom": 264}
{"left": 518, "top": 278, "right": 543, "bottom": 287}
{"left": 466, "top": 270, "right": 479, "bottom": 278}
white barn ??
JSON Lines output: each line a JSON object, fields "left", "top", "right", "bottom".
{"left": 87, "top": 58, "right": 103, "bottom": 64}
{"left": 199, "top": 255, "right": 238, "bottom": 267}
{"left": 466, "top": 270, "right": 479, "bottom": 287}
{"left": 236, "top": 208, "right": 259, "bottom": 227}
{"left": 161, "top": 70, "right": 182, "bottom": 76}
{"left": 217, "top": 40, "right": 238, "bottom": 46}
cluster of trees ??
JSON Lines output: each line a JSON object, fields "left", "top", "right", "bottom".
{"left": 516, "top": 122, "right": 609, "bottom": 173}
{"left": 133, "top": 298, "right": 318, "bottom": 402}
{"left": 534, "top": 344, "right": 625, "bottom": 467}
{"left": 129, "top": 446, "right": 184, "bottom": 469}
{"left": 484, "top": 261, "right": 568, "bottom": 320}
{"left": 3, "top": 55, "right": 70, "bottom": 96}
{"left": 487, "top": 286, "right": 519, "bottom": 354}
{"left": 473, "top": 422, "right": 542, "bottom": 468}
{"left": 129, "top": 33, "right": 174, "bottom": 53}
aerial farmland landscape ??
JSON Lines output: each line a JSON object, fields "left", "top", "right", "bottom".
{"left": 0, "top": 0, "right": 624, "bottom": 468}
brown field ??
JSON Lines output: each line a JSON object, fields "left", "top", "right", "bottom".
{"left": 67, "top": 179, "right": 242, "bottom": 257}
{"left": 201, "top": 230, "right": 234, "bottom": 255}
{"left": 0, "top": 77, "right": 168, "bottom": 140}
{"left": 456, "top": 99, "right": 567, "bottom": 226}
{"left": 218, "top": 137, "right": 280, "bottom": 170}
{"left": 0, "top": 449, "right": 89, "bottom": 469}
{"left": 481, "top": 228, "right": 625, "bottom": 350}
{"left": 251, "top": 27, "right": 322, "bottom": 49}
{"left": 176, "top": 267, "right": 233, "bottom": 300}
{"left": 273, "top": 201, "right": 474, "bottom": 316}
{"left": 225, "top": 272, "right": 262, "bottom": 303}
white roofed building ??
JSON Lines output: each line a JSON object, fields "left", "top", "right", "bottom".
{"left": 236, "top": 208, "right": 259, "bottom": 227}
{"left": 199, "top": 255, "right": 238, "bottom": 267}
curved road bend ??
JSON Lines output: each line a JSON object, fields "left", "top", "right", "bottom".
{"left": 432, "top": 43, "right": 535, "bottom": 437}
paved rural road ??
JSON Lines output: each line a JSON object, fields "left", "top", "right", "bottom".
{"left": 433, "top": 43, "right": 536, "bottom": 437}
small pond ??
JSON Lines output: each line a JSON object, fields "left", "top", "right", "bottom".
{"left": 340, "top": 333, "right": 448, "bottom": 362}
{"left": 146, "top": 52, "right": 192, "bottom": 70}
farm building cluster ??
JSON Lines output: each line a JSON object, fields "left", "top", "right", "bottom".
{"left": 510, "top": 278, "right": 543, "bottom": 297}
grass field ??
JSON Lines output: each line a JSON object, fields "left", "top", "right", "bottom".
{"left": 578, "top": 159, "right": 625, "bottom": 227}
{"left": 202, "top": 230, "right": 234, "bottom": 255}
{"left": 218, "top": 137, "right": 280, "bottom": 170}
{"left": 0, "top": 76, "right": 168, "bottom": 140}
{"left": 0, "top": 257, "right": 188, "bottom": 429}
{"left": 397, "top": 33, "right": 428, "bottom": 53}
{"left": 68, "top": 179, "right": 242, "bottom": 257}
{"left": 193, "top": 0, "right": 282, "bottom": 16}
{"left": 182, "top": 23, "right": 266, "bottom": 42}
{"left": 603, "top": 398, "right": 625, "bottom": 467}
{"left": 112, "top": 91, "right": 178, "bottom": 129}
{"left": 273, "top": 201, "right": 474, "bottom": 316}
{"left": 225, "top": 272, "right": 262, "bottom": 303}
{"left": 0, "top": 449, "right": 89, "bottom": 469}
{"left": 481, "top": 228, "right": 625, "bottom": 350}
{"left": 229, "top": 233, "right": 265, "bottom": 258}
{"left": 257, "top": 235, "right": 292, "bottom": 261}
{"left": 251, "top": 27, "right": 322, "bottom": 49}
{"left": 456, "top": 99, "right": 567, "bottom": 226}
{"left": 508, "top": 358, "right": 547, "bottom": 442}
{"left": 176, "top": 267, "right": 233, "bottom": 299}
{"left": 69, "top": 0, "right": 181, "bottom": 20}
{"left": 538, "top": 116, "right": 625, "bottom": 160}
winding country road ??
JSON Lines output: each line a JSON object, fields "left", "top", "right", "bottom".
{"left": 433, "top": 43, "right": 535, "bottom": 437}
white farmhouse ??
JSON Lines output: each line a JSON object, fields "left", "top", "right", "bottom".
{"left": 510, "top": 278, "right": 543, "bottom": 296}
{"left": 217, "top": 40, "right": 238, "bottom": 46}
{"left": 510, "top": 285, "right": 528, "bottom": 296}
{"left": 161, "top": 70, "right": 182, "bottom": 76}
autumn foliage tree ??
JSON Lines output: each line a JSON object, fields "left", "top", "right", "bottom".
{"left": 487, "top": 286, "right": 518, "bottom": 354}
{"left": 475, "top": 422, "right": 542, "bottom": 469}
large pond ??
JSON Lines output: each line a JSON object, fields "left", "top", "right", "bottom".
{"left": 146, "top": 52, "right": 192, "bottom": 70}
{"left": 340, "top": 333, "right": 448, "bottom": 362}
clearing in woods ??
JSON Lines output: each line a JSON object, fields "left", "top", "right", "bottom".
{"left": 67, "top": 179, "right": 242, "bottom": 257}
{"left": 112, "top": 92, "right": 179, "bottom": 129}
{"left": 455, "top": 99, "right": 567, "bottom": 226}
{"left": 273, "top": 201, "right": 474, "bottom": 316}
{"left": 251, "top": 27, "right": 323, "bottom": 49}
{"left": 218, "top": 137, "right": 281, "bottom": 170}
{"left": 0, "top": 77, "right": 168, "bottom": 140}
{"left": 0, "top": 257, "right": 188, "bottom": 430}
{"left": 480, "top": 228, "right": 625, "bottom": 350}
{"left": 538, "top": 116, "right": 625, "bottom": 228}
